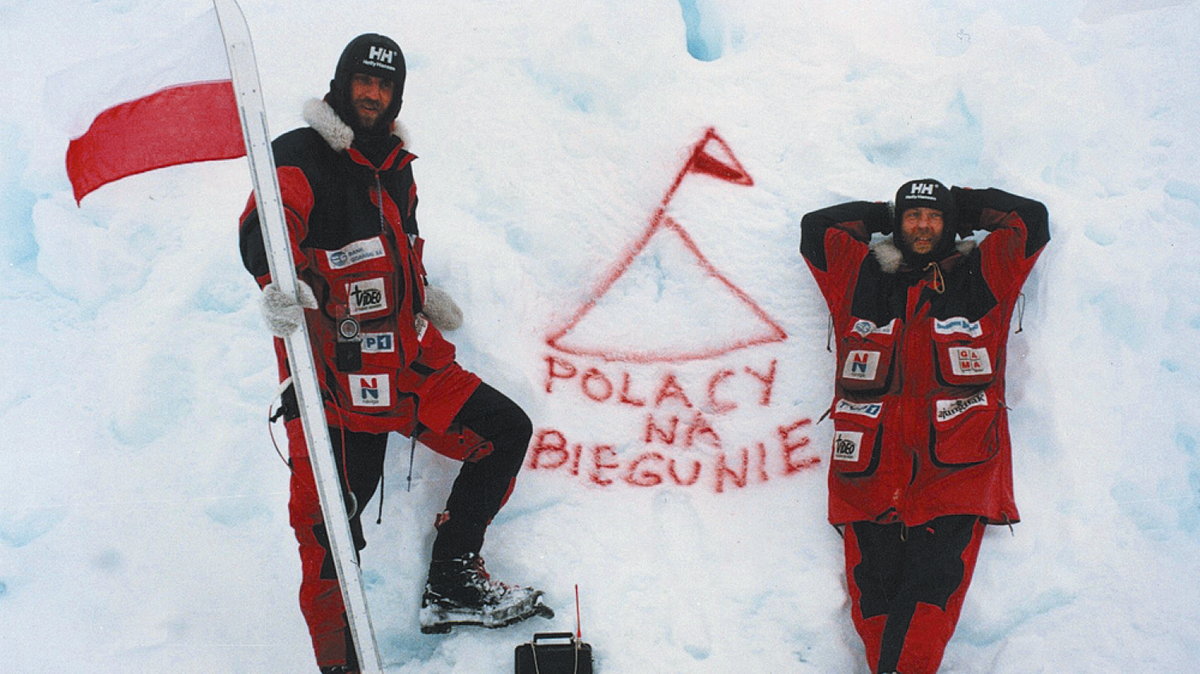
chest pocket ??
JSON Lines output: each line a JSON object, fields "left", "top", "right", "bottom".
{"left": 931, "top": 316, "right": 998, "bottom": 387}
{"left": 838, "top": 318, "right": 898, "bottom": 394}
{"left": 931, "top": 391, "right": 1003, "bottom": 466}
{"left": 829, "top": 399, "right": 884, "bottom": 477}
{"left": 312, "top": 235, "right": 405, "bottom": 369}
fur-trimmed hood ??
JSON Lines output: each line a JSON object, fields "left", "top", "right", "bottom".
{"left": 302, "top": 98, "right": 409, "bottom": 153}
{"left": 871, "top": 237, "right": 977, "bottom": 274}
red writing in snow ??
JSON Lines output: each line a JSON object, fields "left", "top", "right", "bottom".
{"left": 543, "top": 355, "right": 777, "bottom": 414}
{"left": 527, "top": 418, "right": 817, "bottom": 494}
{"left": 534, "top": 355, "right": 820, "bottom": 493}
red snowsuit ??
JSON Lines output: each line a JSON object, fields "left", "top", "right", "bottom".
{"left": 801, "top": 187, "right": 1048, "bottom": 673}
{"left": 240, "top": 100, "right": 528, "bottom": 670}
{"left": 239, "top": 120, "right": 480, "bottom": 439}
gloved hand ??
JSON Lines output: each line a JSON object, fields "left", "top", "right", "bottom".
{"left": 422, "top": 284, "right": 463, "bottom": 332}
{"left": 862, "top": 201, "right": 893, "bottom": 235}
{"left": 951, "top": 186, "right": 979, "bottom": 237}
{"left": 259, "top": 280, "right": 318, "bottom": 337}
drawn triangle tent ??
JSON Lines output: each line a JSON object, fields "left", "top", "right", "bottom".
{"left": 547, "top": 128, "right": 786, "bottom": 363}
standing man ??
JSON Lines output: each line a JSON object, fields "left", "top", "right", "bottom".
{"left": 239, "top": 34, "right": 549, "bottom": 673}
{"left": 800, "top": 179, "right": 1048, "bottom": 673}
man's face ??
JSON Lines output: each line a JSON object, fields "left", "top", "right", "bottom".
{"left": 349, "top": 73, "right": 395, "bottom": 129}
{"left": 899, "top": 207, "right": 945, "bottom": 255}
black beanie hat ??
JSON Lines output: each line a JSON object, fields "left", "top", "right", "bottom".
{"left": 894, "top": 178, "right": 959, "bottom": 262}
{"left": 329, "top": 33, "right": 406, "bottom": 134}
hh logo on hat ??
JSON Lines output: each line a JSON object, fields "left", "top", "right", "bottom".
{"left": 367, "top": 46, "right": 396, "bottom": 69}
{"left": 911, "top": 182, "right": 936, "bottom": 196}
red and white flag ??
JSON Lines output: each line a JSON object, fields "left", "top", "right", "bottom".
{"left": 61, "top": 8, "right": 244, "bottom": 204}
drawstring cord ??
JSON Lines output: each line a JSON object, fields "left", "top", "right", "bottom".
{"left": 376, "top": 472, "right": 385, "bottom": 525}
{"left": 330, "top": 404, "right": 358, "bottom": 518}
{"left": 923, "top": 261, "right": 946, "bottom": 294}
{"left": 267, "top": 377, "right": 296, "bottom": 471}
{"left": 817, "top": 400, "right": 834, "bottom": 425}
{"left": 825, "top": 314, "right": 834, "bottom": 352}
{"left": 407, "top": 433, "right": 418, "bottom": 492}
{"left": 1015, "top": 293, "right": 1026, "bottom": 334}
{"left": 267, "top": 401, "right": 291, "bottom": 470}
{"left": 266, "top": 379, "right": 358, "bottom": 517}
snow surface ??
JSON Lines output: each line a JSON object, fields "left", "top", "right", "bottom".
{"left": 3, "top": 0, "right": 1200, "bottom": 672}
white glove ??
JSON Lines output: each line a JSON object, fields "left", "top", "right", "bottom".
{"left": 422, "top": 284, "right": 463, "bottom": 332}
{"left": 260, "top": 280, "right": 318, "bottom": 337}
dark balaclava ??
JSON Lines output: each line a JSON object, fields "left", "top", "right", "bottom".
{"left": 893, "top": 178, "right": 958, "bottom": 266}
{"left": 328, "top": 33, "right": 406, "bottom": 138}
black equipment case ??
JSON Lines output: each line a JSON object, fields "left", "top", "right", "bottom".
{"left": 514, "top": 631, "right": 594, "bottom": 673}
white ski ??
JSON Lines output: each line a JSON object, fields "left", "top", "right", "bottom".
{"left": 211, "top": 1, "right": 383, "bottom": 671}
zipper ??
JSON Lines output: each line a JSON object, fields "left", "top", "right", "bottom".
{"left": 893, "top": 279, "right": 931, "bottom": 511}
{"left": 372, "top": 170, "right": 411, "bottom": 364}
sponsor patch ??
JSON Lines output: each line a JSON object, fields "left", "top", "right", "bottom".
{"left": 361, "top": 332, "right": 395, "bottom": 354}
{"left": 349, "top": 374, "right": 391, "bottom": 408}
{"left": 842, "top": 350, "right": 881, "bottom": 381}
{"left": 949, "top": 347, "right": 992, "bottom": 376}
{"left": 832, "top": 430, "right": 863, "bottom": 462}
{"left": 347, "top": 278, "right": 388, "bottom": 315}
{"left": 934, "top": 316, "right": 984, "bottom": 338}
{"left": 935, "top": 391, "right": 988, "bottom": 423}
{"left": 325, "top": 237, "right": 386, "bottom": 270}
{"left": 835, "top": 399, "right": 883, "bottom": 419}
{"left": 851, "top": 318, "right": 896, "bottom": 337}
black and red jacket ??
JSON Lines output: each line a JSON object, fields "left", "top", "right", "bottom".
{"left": 800, "top": 188, "right": 1049, "bottom": 526}
{"left": 240, "top": 99, "right": 478, "bottom": 435}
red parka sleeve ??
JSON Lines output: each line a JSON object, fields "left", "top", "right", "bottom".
{"left": 238, "top": 166, "right": 317, "bottom": 288}
{"left": 799, "top": 200, "right": 891, "bottom": 310}
{"left": 952, "top": 187, "right": 1050, "bottom": 302}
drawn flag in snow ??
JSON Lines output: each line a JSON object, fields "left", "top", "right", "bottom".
{"left": 681, "top": 128, "right": 753, "bottom": 187}
{"left": 546, "top": 128, "right": 786, "bottom": 363}
{"left": 61, "top": 8, "right": 244, "bottom": 204}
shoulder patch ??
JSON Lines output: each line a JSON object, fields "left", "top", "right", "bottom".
{"left": 349, "top": 374, "right": 391, "bottom": 407}
{"left": 935, "top": 391, "right": 988, "bottom": 423}
{"left": 851, "top": 318, "right": 897, "bottom": 337}
{"left": 832, "top": 430, "right": 863, "bottom": 462}
{"left": 842, "top": 350, "right": 881, "bottom": 381}
{"left": 347, "top": 278, "right": 388, "bottom": 315}
{"left": 835, "top": 399, "right": 883, "bottom": 419}
{"left": 325, "top": 237, "right": 386, "bottom": 270}
{"left": 934, "top": 316, "right": 984, "bottom": 338}
{"left": 948, "top": 347, "right": 992, "bottom": 376}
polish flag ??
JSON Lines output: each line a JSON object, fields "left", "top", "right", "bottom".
{"left": 62, "top": 8, "right": 244, "bottom": 204}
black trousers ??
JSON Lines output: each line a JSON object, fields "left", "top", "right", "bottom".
{"left": 429, "top": 382, "right": 533, "bottom": 560}
{"left": 326, "top": 381, "right": 532, "bottom": 562}
{"left": 844, "top": 515, "right": 986, "bottom": 674}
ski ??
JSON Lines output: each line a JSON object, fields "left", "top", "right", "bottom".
{"left": 211, "top": 1, "right": 383, "bottom": 671}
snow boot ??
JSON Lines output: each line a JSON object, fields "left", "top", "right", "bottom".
{"left": 418, "top": 552, "right": 553, "bottom": 634}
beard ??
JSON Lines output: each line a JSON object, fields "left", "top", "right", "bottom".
{"left": 349, "top": 97, "right": 394, "bottom": 136}
{"left": 901, "top": 230, "right": 942, "bottom": 256}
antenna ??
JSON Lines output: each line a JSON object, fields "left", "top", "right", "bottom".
{"left": 575, "top": 584, "right": 583, "bottom": 640}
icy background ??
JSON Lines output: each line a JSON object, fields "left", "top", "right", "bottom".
{"left": 3, "top": 0, "right": 1200, "bottom": 671}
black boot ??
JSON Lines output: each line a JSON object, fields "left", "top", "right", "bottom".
{"left": 419, "top": 553, "right": 552, "bottom": 634}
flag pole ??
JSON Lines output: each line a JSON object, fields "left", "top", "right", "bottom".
{"left": 212, "top": 1, "right": 383, "bottom": 671}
